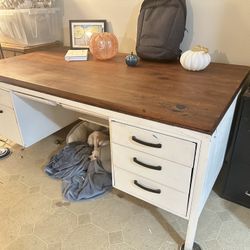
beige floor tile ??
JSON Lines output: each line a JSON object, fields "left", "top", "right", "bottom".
{"left": 146, "top": 206, "right": 185, "bottom": 243}
{"left": 8, "top": 175, "right": 20, "bottom": 182}
{"left": 5, "top": 235, "right": 47, "bottom": 250}
{"left": 0, "top": 151, "right": 33, "bottom": 175}
{"left": 108, "top": 243, "right": 136, "bottom": 250}
{"left": 172, "top": 208, "right": 223, "bottom": 243}
{"left": 65, "top": 198, "right": 102, "bottom": 215}
{"left": 116, "top": 190, "right": 154, "bottom": 210}
{"left": 102, "top": 189, "right": 122, "bottom": 200}
{"left": 91, "top": 196, "right": 144, "bottom": 232}
{"left": 78, "top": 213, "right": 91, "bottom": 225}
{"left": 0, "top": 207, "right": 10, "bottom": 220}
{"left": 244, "top": 239, "right": 250, "bottom": 250}
{"left": 0, "top": 217, "right": 20, "bottom": 249}
{"left": 205, "top": 191, "right": 236, "bottom": 213}
{"left": 19, "top": 173, "right": 48, "bottom": 188}
{"left": 9, "top": 193, "right": 51, "bottom": 225}
{"left": 196, "top": 208, "right": 223, "bottom": 242}
{"left": 0, "top": 168, "right": 9, "bottom": 184}
{"left": 34, "top": 207, "right": 77, "bottom": 244}
{"left": 40, "top": 177, "right": 63, "bottom": 200}
{"left": 227, "top": 204, "right": 250, "bottom": 228}
{"left": 109, "top": 231, "right": 123, "bottom": 244}
{"left": 205, "top": 239, "right": 222, "bottom": 250}
{"left": 47, "top": 242, "right": 62, "bottom": 250}
{"left": 122, "top": 211, "right": 173, "bottom": 250}
{"left": 51, "top": 199, "right": 71, "bottom": 210}
{"left": 217, "top": 220, "right": 250, "bottom": 250}
{"left": 169, "top": 221, "right": 187, "bottom": 241}
{"left": 61, "top": 246, "right": 80, "bottom": 250}
{"left": 18, "top": 164, "right": 49, "bottom": 187}
{"left": 62, "top": 224, "right": 109, "bottom": 250}
{"left": 20, "top": 224, "right": 34, "bottom": 235}
{"left": 0, "top": 181, "right": 29, "bottom": 211}
{"left": 92, "top": 213, "right": 123, "bottom": 233}
{"left": 217, "top": 210, "right": 233, "bottom": 222}
{"left": 20, "top": 134, "right": 64, "bottom": 163}
{"left": 29, "top": 186, "right": 41, "bottom": 194}
{"left": 159, "top": 241, "right": 179, "bottom": 250}
{"left": 155, "top": 207, "right": 181, "bottom": 224}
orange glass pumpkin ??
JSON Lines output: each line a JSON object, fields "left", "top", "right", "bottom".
{"left": 89, "top": 32, "right": 118, "bottom": 60}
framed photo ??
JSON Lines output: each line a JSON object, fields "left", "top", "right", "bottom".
{"left": 69, "top": 20, "right": 107, "bottom": 49}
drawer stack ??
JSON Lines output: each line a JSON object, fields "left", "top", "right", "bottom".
{"left": 110, "top": 121, "right": 196, "bottom": 216}
{"left": 0, "top": 88, "right": 22, "bottom": 144}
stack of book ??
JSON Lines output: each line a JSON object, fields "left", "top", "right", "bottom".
{"left": 65, "top": 49, "right": 88, "bottom": 61}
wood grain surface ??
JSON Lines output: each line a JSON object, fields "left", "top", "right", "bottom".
{"left": 0, "top": 41, "right": 61, "bottom": 53}
{"left": 0, "top": 48, "right": 249, "bottom": 134}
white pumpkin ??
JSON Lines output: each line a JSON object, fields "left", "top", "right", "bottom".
{"left": 180, "top": 45, "right": 211, "bottom": 71}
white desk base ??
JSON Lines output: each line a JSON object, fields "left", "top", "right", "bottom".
{"left": 0, "top": 82, "right": 237, "bottom": 250}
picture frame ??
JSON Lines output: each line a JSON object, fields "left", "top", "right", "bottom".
{"left": 69, "top": 20, "right": 107, "bottom": 49}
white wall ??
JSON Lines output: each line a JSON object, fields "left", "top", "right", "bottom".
{"left": 62, "top": 0, "right": 141, "bottom": 53}
{"left": 184, "top": 1, "right": 250, "bottom": 66}
{"left": 62, "top": 0, "right": 250, "bottom": 66}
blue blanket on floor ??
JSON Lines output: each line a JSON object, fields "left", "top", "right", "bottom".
{"left": 44, "top": 142, "right": 112, "bottom": 201}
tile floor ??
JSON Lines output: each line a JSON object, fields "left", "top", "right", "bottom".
{"left": 0, "top": 129, "right": 249, "bottom": 250}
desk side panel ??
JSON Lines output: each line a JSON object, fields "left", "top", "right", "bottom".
{"left": 12, "top": 93, "right": 79, "bottom": 147}
{"left": 198, "top": 96, "right": 238, "bottom": 214}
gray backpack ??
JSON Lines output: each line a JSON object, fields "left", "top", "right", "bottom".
{"left": 136, "top": 0, "right": 187, "bottom": 61}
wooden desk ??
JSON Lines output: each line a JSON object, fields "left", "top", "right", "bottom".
{"left": 0, "top": 48, "right": 249, "bottom": 250}
{"left": 0, "top": 41, "right": 61, "bottom": 58}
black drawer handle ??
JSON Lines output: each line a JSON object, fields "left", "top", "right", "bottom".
{"left": 133, "top": 157, "right": 162, "bottom": 171}
{"left": 0, "top": 110, "right": 3, "bottom": 113}
{"left": 245, "top": 191, "right": 250, "bottom": 197}
{"left": 131, "top": 136, "right": 162, "bottom": 148}
{"left": 134, "top": 180, "right": 161, "bottom": 194}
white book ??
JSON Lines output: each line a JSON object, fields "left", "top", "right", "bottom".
{"left": 65, "top": 49, "right": 88, "bottom": 61}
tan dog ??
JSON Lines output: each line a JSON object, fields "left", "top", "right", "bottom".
{"left": 87, "top": 131, "right": 109, "bottom": 161}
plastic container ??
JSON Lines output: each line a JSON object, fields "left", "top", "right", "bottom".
{"left": 0, "top": 8, "right": 61, "bottom": 45}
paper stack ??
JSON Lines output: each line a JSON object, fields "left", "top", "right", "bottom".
{"left": 65, "top": 49, "right": 88, "bottom": 61}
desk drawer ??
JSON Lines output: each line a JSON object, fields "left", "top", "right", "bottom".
{"left": 113, "top": 167, "right": 188, "bottom": 216}
{"left": 0, "top": 105, "right": 22, "bottom": 144}
{"left": 111, "top": 121, "right": 196, "bottom": 167}
{"left": 112, "top": 143, "right": 192, "bottom": 193}
{"left": 0, "top": 88, "right": 13, "bottom": 108}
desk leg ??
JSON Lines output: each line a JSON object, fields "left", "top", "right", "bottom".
{"left": 181, "top": 242, "right": 202, "bottom": 250}
{"left": 181, "top": 216, "right": 202, "bottom": 250}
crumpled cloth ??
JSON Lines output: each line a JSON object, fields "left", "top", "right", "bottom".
{"left": 44, "top": 142, "right": 112, "bottom": 201}
{"left": 63, "top": 159, "right": 112, "bottom": 201}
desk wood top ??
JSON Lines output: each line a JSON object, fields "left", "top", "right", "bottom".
{"left": 0, "top": 48, "right": 249, "bottom": 134}
{"left": 0, "top": 41, "right": 61, "bottom": 53}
